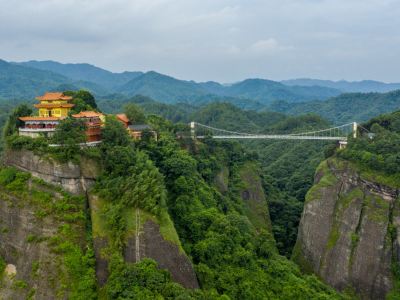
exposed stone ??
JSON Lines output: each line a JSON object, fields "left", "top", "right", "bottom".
{"left": 3, "top": 149, "right": 100, "bottom": 195}
{"left": 89, "top": 195, "right": 200, "bottom": 289}
{"left": 0, "top": 186, "right": 85, "bottom": 299}
{"left": 294, "top": 158, "right": 400, "bottom": 299}
{"left": 4, "top": 264, "right": 16, "bottom": 276}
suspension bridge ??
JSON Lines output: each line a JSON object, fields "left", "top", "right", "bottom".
{"left": 189, "top": 122, "right": 359, "bottom": 143}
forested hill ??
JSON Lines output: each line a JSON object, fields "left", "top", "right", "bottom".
{"left": 269, "top": 90, "right": 400, "bottom": 124}
{"left": 0, "top": 59, "right": 108, "bottom": 98}
{"left": 7, "top": 59, "right": 341, "bottom": 104}
{"left": 19, "top": 60, "right": 143, "bottom": 90}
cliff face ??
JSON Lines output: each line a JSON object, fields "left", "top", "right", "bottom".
{"left": 238, "top": 162, "right": 272, "bottom": 231}
{"left": 293, "top": 158, "right": 400, "bottom": 299}
{"left": 214, "top": 162, "right": 272, "bottom": 232}
{"left": 89, "top": 195, "right": 199, "bottom": 289}
{"left": 4, "top": 150, "right": 99, "bottom": 195}
{"left": 0, "top": 174, "right": 91, "bottom": 299}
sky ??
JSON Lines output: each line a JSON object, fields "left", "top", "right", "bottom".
{"left": 0, "top": 0, "right": 400, "bottom": 83}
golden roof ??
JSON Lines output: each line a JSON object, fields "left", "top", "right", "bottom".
{"left": 34, "top": 103, "right": 75, "bottom": 108}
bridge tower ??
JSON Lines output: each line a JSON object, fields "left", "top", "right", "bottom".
{"left": 190, "top": 122, "right": 196, "bottom": 139}
{"left": 353, "top": 122, "right": 358, "bottom": 139}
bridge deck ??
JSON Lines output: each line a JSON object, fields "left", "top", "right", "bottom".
{"left": 196, "top": 135, "right": 347, "bottom": 141}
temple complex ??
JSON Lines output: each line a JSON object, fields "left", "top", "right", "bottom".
{"left": 19, "top": 92, "right": 104, "bottom": 143}
{"left": 18, "top": 92, "right": 155, "bottom": 143}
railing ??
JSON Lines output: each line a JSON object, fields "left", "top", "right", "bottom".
{"left": 19, "top": 128, "right": 56, "bottom": 132}
{"left": 48, "top": 141, "right": 102, "bottom": 147}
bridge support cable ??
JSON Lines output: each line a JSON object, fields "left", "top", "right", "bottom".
{"left": 190, "top": 121, "right": 358, "bottom": 142}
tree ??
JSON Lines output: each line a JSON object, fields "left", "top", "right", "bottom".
{"left": 51, "top": 118, "right": 86, "bottom": 160}
{"left": 64, "top": 90, "right": 98, "bottom": 114}
{"left": 124, "top": 103, "right": 146, "bottom": 124}
{"left": 3, "top": 104, "right": 32, "bottom": 137}
{"left": 74, "top": 90, "right": 97, "bottom": 109}
{"left": 101, "top": 116, "right": 130, "bottom": 147}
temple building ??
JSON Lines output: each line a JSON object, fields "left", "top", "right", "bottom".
{"left": 72, "top": 111, "right": 104, "bottom": 142}
{"left": 116, "top": 113, "right": 157, "bottom": 140}
{"left": 19, "top": 92, "right": 75, "bottom": 138}
{"left": 35, "top": 92, "right": 74, "bottom": 118}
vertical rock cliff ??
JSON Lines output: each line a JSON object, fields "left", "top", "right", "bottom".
{"left": 293, "top": 158, "right": 400, "bottom": 299}
{"left": 0, "top": 170, "right": 94, "bottom": 299}
{"left": 4, "top": 150, "right": 99, "bottom": 195}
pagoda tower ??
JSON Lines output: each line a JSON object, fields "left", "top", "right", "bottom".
{"left": 18, "top": 92, "right": 75, "bottom": 138}
{"left": 35, "top": 92, "right": 75, "bottom": 118}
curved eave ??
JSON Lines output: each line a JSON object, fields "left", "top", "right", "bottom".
{"left": 34, "top": 104, "right": 75, "bottom": 108}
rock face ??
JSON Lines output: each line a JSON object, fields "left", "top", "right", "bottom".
{"left": 124, "top": 220, "right": 199, "bottom": 289}
{"left": 293, "top": 158, "right": 400, "bottom": 299}
{"left": 4, "top": 149, "right": 99, "bottom": 195}
{"left": 239, "top": 162, "right": 272, "bottom": 231}
{"left": 89, "top": 196, "right": 200, "bottom": 289}
{"left": 0, "top": 180, "right": 87, "bottom": 299}
{"left": 214, "top": 162, "right": 272, "bottom": 232}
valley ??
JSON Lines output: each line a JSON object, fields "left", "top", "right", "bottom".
{"left": 0, "top": 61, "right": 400, "bottom": 299}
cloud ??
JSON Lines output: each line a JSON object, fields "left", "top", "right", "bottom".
{"left": 0, "top": 0, "right": 399, "bottom": 82}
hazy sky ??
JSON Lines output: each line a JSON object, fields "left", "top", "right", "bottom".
{"left": 1, "top": 0, "right": 399, "bottom": 82}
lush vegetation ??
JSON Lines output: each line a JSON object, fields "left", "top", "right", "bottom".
{"left": 127, "top": 116, "right": 343, "bottom": 299}
{"left": 65, "top": 89, "right": 99, "bottom": 112}
{"left": 98, "top": 98, "right": 335, "bottom": 256}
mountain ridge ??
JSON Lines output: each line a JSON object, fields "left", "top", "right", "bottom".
{"left": 6, "top": 59, "right": 342, "bottom": 104}
{"left": 282, "top": 78, "right": 400, "bottom": 93}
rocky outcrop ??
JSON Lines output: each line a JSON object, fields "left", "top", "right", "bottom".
{"left": 89, "top": 195, "right": 200, "bottom": 289}
{"left": 3, "top": 149, "right": 100, "bottom": 195}
{"left": 293, "top": 158, "right": 400, "bottom": 299}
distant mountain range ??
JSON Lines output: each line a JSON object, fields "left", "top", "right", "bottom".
{"left": 18, "top": 60, "right": 142, "bottom": 90}
{"left": 0, "top": 59, "right": 343, "bottom": 105}
{"left": 1, "top": 59, "right": 400, "bottom": 120}
{"left": 281, "top": 78, "right": 400, "bottom": 93}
